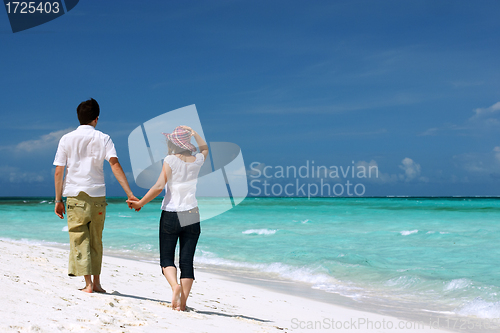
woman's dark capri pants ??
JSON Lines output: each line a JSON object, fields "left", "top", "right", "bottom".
{"left": 159, "top": 210, "right": 201, "bottom": 279}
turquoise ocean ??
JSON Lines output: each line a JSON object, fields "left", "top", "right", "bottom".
{"left": 1, "top": 197, "right": 499, "bottom": 320}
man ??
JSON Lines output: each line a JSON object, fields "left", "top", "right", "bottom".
{"left": 53, "top": 98, "right": 137, "bottom": 293}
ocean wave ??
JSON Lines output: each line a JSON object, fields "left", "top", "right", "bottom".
{"left": 444, "top": 278, "right": 472, "bottom": 291}
{"left": 385, "top": 275, "right": 421, "bottom": 288}
{"left": 455, "top": 297, "right": 500, "bottom": 318}
{"left": 312, "top": 283, "right": 364, "bottom": 300}
{"left": 108, "top": 243, "right": 155, "bottom": 252}
{"left": 0, "top": 237, "right": 69, "bottom": 247}
{"left": 242, "top": 229, "right": 277, "bottom": 235}
{"left": 62, "top": 226, "right": 68, "bottom": 232}
{"left": 195, "top": 251, "right": 368, "bottom": 301}
{"left": 426, "top": 230, "right": 449, "bottom": 235}
{"left": 195, "top": 250, "right": 352, "bottom": 293}
{"left": 400, "top": 230, "right": 418, "bottom": 236}
{"left": 292, "top": 219, "right": 310, "bottom": 223}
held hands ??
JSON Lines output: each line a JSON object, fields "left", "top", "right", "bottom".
{"left": 126, "top": 197, "right": 143, "bottom": 211}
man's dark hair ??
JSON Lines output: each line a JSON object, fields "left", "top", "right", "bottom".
{"left": 77, "top": 98, "right": 100, "bottom": 125}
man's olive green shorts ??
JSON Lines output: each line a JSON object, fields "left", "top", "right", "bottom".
{"left": 66, "top": 192, "right": 107, "bottom": 276}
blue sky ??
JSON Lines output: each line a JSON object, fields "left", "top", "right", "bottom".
{"left": 0, "top": 0, "right": 499, "bottom": 197}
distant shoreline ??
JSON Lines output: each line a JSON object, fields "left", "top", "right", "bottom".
{"left": 1, "top": 196, "right": 499, "bottom": 200}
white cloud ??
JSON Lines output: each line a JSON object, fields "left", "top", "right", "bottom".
{"left": 355, "top": 160, "right": 396, "bottom": 183}
{"left": 231, "top": 165, "right": 248, "bottom": 177}
{"left": 246, "top": 159, "right": 428, "bottom": 184}
{"left": 455, "top": 153, "right": 487, "bottom": 173}
{"left": 356, "top": 158, "right": 427, "bottom": 183}
{"left": 418, "top": 127, "right": 439, "bottom": 136}
{"left": 420, "top": 101, "right": 500, "bottom": 135}
{"left": 0, "top": 166, "right": 45, "bottom": 183}
{"left": 453, "top": 147, "right": 500, "bottom": 177}
{"left": 467, "top": 101, "right": 500, "bottom": 127}
{"left": 399, "top": 157, "right": 421, "bottom": 181}
{"left": 246, "top": 162, "right": 267, "bottom": 177}
{"left": 14, "top": 128, "right": 74, "bottom": 153}
{"left": 494, "top": 147, "right": 500, "bottom": 163}
{"left": 450, "top": 80, "right": 484, "bottom": 88}
{"left": 472, "top": 102, "right": 500, "bottom": 119}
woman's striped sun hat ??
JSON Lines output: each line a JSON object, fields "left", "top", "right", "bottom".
{"left": 162, "top": 126, "right": 197, "bottom": 152}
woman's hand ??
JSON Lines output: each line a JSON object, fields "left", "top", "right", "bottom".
{"left": 179, "top": 125, "right": 195, "bottom": 136}
{"left": 126, "top": 198, "right": 143, "bottom": 211}
{"left": 180, "top": 125, "right": 208, "bottom": 158}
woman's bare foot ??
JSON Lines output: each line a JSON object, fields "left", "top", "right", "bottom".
{"left": 93, "top": 285, "right": 106, "bottom": 293}
{"left": 172, "top": 284, "right": 182, "bottom": 311}
{"left": 180, "top": 291, "right": 187, "bottom": 311}
{"left": 179, "top": 278, "right": 194, "bottom": 311}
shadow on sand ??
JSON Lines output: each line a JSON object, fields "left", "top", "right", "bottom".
{"left": 107, "top": 291, "right": 272, "bottom": 323}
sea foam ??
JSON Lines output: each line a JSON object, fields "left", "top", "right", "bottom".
{"left": 196, "top": 250, "right": 337, "bottom": 287}
{"left": 444, "top": 278, "right": 471, "bottom": 291}
{"left": 455, "top": 297, "right": 500, "bottom": 318}
{"left": 400, "top": 230, "right": 418, "bottom": 236}
{"left": 242, "top": 229, "right": 277, "bottom": 235}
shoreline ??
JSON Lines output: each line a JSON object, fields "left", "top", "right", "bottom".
{"left": 0, "top": 238, "right": 483, "bottom": 333}
{"left": 195, "top": 264, "right": 500, "bottom": 333}
{"left": 4, "top": 237, "right": 494, "bottom": 328}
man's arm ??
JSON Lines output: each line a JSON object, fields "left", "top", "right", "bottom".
{"left": 109, "top": 157, "right": 137, "bottom": 202}
{"left": 54, "top": 166, "right": 65, "bottom": 219}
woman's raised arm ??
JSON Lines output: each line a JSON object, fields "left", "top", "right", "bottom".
{"left": 180, "top": 125, "right": 209, "bottom": 160}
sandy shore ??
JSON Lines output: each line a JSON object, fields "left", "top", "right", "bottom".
{"left": 0, "top": 239, "right": 455, "bottom": 333}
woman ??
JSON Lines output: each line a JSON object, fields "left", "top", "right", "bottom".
{"left": 127, "top": 125, "right": 208, "bottom": 311}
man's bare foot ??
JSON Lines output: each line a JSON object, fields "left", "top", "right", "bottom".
{"left": 172, "top": 284, "right": 182, "bottom": 311}
{"left": 80, "top": 285, "right": 93, "bottom": 293}
{"left": 93, "top": 285, "right": 106, "bottom": 293}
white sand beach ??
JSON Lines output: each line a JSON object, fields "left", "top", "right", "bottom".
{"left": 0, "top": 239, "right": 455, "bottom": 333}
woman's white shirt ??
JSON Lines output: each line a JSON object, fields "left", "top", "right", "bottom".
{"left": 161, "top": 153, "right": 204, "bottom": 212}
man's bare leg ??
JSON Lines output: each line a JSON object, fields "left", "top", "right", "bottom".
{"left": 93, "top": 275, "right": 106, "bottom": 293}
{"left": 163, "top": 266, "right": 181, "bottom": 310}
{"left": 180, "top": 278, "right": 194, "bottom": 311}
{"left": 81, "top": 275, "right": 93, "bottom": 293}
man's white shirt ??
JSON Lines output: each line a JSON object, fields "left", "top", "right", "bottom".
{"left": 53, "top": 125, "right": 117, "bottom": 197}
